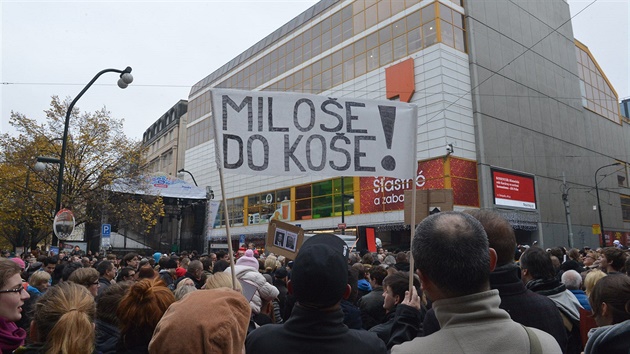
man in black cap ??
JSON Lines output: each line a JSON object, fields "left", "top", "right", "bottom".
{"left": 246, "top": 234, "right": 386, "bottom": 353}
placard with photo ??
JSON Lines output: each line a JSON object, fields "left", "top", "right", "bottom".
{"left": 274, "top": 230, "right": 286, "bottom": 248}
{"left": 284, "top": 231, "right": 297, "bottom": 252}
{"left": 266, "top": 219, "right": 304, "bottom": 259}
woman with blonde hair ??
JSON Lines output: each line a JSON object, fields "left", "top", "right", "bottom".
{"left": 68, "top": 267, "right": 100, "bottom": 297}
{"left": 16, "top": 281, "right": 95, "bottom": 354}
{"left": 203, "top": 272, "right": 242, "bottom": 292}
{"left": 264, "top": 255, "right": 278, "bottom": 274}
{"left": 584, "top": 269, "right": 607, "bottom": 298}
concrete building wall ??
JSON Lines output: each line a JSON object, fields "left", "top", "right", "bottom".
{"left": 467, "top": 0, "right": 627, "bottom": 247}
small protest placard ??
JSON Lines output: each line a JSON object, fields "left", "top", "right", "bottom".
{"left": 266, "top": 219, "right": 304, "bottom": 259}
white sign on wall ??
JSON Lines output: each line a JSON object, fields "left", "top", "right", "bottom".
{"left": 210, "top": 89, "right": 418, "bottom": 179}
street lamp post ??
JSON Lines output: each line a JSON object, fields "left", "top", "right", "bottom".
{"left": 595, "top": 162, "right": 621, "bottom": 247}
{"left": 47, "top": 67, "right": 133, "bottom": 246}
{"left": 177, "top": 169, "right": 198, "bottom": 186}
{"left": 340, "top": 177, "right": 355, "bottom": 235}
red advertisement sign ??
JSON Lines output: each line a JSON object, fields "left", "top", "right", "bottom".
{"left": 491, "top": 169, "right": 536, "bottom": 210}
{"left": 358, "top": 157, "right": 479, "bottom": 214}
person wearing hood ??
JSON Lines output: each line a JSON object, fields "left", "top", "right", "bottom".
{"left": 152, "top": 252, "right": 162, "bottom": 265}
{"left": 225, "top": 249, "right": 278, "bottom": 327}
{"left": 149, "top": 288, "right": 251, "bottom": 354}
{"left": 521, "top": 246, "right": 583, "bottom": 354}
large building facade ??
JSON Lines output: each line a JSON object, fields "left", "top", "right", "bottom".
{"left": 143, "top": 100, "right": 188, "bottom": 176}
{"left": 183, "top": 0, "right": 628, "bottom": 250}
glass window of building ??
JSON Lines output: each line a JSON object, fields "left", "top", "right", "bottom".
{"left": 188, "top": 0, "right": 467, "bottom": 150}
{"left": 576, "top": 43, "right": 620, "bottom": 123}
{"left": 621, "top": 195, "right": 630, "bottom": 222}
{"left": 295, "top": 184, "right": 312, "bottom": 220}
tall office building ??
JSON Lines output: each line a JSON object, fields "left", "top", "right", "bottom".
{"left": 184, "top": 0, "right": 627, "bottom": 250}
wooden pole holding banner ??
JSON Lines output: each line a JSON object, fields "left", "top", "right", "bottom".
{"left": 348, "top": 237, "right": 359, "bottom": 253}
{"left": 409, "top": 173, "right": 417, "bottom": 296}
{"left": 217, "top": 166, "right": 238, "bottom": 290}
{"left": 209, "top": 95, "right": 237, "bottom": 291}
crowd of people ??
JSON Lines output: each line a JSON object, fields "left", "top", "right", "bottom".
{"left": 1, "top": 210, "right": 629, "bottom": 353}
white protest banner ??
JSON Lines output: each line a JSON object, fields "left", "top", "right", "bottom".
{"left": 210, "top": 89, "right": 418, "bottom": 179}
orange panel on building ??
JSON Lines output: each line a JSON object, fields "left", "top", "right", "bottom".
{"left": 385, "top": 58, "right": 415, "bottom": 103}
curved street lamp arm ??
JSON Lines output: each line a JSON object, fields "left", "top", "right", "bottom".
{"left": 56, "top": 67, "right": 133, "bottom": 213}
{"left": 177, "top": 168, "right": 198, "bottom": 186}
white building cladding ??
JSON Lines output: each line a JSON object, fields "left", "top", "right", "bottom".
{"left": 184, "top": 0, "right": 628, "bottom": 249}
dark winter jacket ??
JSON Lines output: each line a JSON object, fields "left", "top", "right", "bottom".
{"left": 340, "top": 300, "right": 362, "bottom": 330}
{"left": 245, "top": 303, "right": 387, "bottom": 354}
{"left": 97, "top": 277, "right": 112, "bottom": 296}
{"left": 358, "top": 286, "right": 385, "bottom": 330}
{"left": 273, "top": 278, "right": 288, "bottom": 320}
{"left": 95, "top": 319, "right": 119, "bottom": 354}
{"left": 369, "top": 306, "right": 397, "bottom": 344}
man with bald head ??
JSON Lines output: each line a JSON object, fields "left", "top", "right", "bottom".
{"left": 420, "top": 210, "right": 567, "bottom": 352}
{"left": 391, "top": 211, "right": 561, "bottom": 353}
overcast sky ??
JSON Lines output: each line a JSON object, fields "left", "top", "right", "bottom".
{"left": 1, "top": 0, "right": 628, "bottom": 141}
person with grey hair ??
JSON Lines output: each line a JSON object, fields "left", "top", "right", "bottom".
{"left": 561, "top": 270, "right": 590, "bottom": 311}
{"left": 173, "top": 278, "right": 197, "bottom": 301}
{"left": 390, "top": 212, "right": 561, "bottom": 353}
{"left": 348, "top": 252, "right": 361, "bottom": 266}
{"left": 174, "top": 260, "right": 204, "bottom": 289}
{"left": 383, "top": 255, "right": 396, "bottom": 268}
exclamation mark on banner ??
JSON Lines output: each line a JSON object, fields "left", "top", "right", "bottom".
{"left": 378, "top": 105, "right": 396, "bottom": 171}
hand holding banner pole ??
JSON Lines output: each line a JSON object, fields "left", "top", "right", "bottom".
{"left": 409, "top": 172, "right": 417, "bottom": 296}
